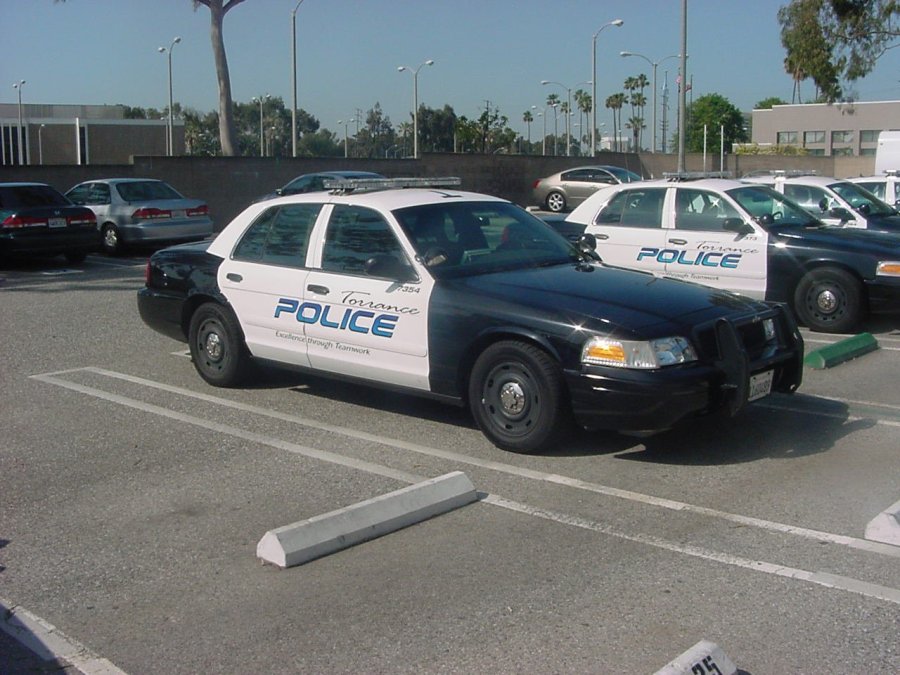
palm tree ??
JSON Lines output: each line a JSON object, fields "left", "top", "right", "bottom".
{"left": 575, "top": 89, "right": 592, "bottom": 153}
{"left": 606, "top": 93, "right": 627, "bottom": 151}
{"left": 523, "top": 110, "right": 534, "bottom": 152}
{"left": 546, "top": 94, "right": 560, "bottom": 155}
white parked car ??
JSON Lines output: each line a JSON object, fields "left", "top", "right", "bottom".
{"left": 848, "top": 170, "right": 900, "bottom": 208}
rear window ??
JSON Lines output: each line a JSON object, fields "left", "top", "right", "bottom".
{"left": 115, "top": 181, "right": 182, "bottom": 202}
{"left": 0, "top": 184, "right": 70, "bottom": 209}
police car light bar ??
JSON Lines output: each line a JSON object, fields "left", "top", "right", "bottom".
{"left": 323, "top": 177, "right": 462, "bottom": 194}
{"left": 883, "top": 169, "right": 898, "bottom": 176}
{"left": 662, "top": 171, "right": 733, "bottom": 181}
{"left": 771, "top": 169, "right": 818, "bottom": 177}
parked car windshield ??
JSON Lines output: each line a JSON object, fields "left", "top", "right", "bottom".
{"left": 726, "top": 185, "right": 821, "bottom": 228}
{"left": 393, "top": 201, "right": 580, "bottom": 279}
{"left": 829, "top": 181, "right": 897, "bottom": 216}
{"left": 0, "top": 184, "right": 70, "bottom": 209}
{"left": 116, "top": 181, "right": 182, "bottom": 202}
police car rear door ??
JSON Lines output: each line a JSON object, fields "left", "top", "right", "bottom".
{"left": 583, "top": 185, "right": 668, "bottom": 273}
{"left": 217, "top": 202, "right": 322, "bottom": 367}
{"left": 303, "top": 203, "right": 432, "bottom": 391}
{"left": 663, "top": 185, "right": 767, "bottom": 298}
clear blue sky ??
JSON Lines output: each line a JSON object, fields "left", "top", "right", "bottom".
{"left": 4, "top": 0, "right": 900, "bottom": 136}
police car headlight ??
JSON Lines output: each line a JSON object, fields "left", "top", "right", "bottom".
{"left": 876, "top": 261, "right": 900, "bottom": 277}
{"left": 581, "top": 336, "right": 697, "bottom": 369}
{"left": 763, "top": 318, "right": 777, "bottom": 342}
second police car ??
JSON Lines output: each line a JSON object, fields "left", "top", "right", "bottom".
{"left": 138, "top": 178, "right": 803, "bottom": 453}
{"left": 563, "top": 174, "right": 900, "bottom": 334}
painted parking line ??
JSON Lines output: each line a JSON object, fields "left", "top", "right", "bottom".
{"left": 28, "top": 366, "right": 900, "bottom": 612}
{"left": 34, "top": 366, "right": 900, "bottom": 560}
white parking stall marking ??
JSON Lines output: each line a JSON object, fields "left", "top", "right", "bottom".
{"left": 35, "top": 366, "right": 900, "bottom": 560}
{"left": 29, "top": 367, "right": 900, "bottom": 610}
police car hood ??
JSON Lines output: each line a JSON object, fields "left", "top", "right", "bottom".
{"left": 772, "top": 223, "right": 900, "bottom": 253}
{"left": 454, "top": 263, "right": 765, "bottom": 336}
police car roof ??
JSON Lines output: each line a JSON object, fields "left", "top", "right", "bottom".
{"left": 272, "top": 185, "right": 507, "bottom": 211}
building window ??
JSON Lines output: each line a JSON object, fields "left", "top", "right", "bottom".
{"left": 833, "top": 147, "right": 854, "bottom": 156}
{"left": 860, "top": 147, "right": 876, "bottom": 156}
{"left": 860, "top": 130, "right": 880, "bottom": 143}
{"left": 806, "top": 148, "right": 825, "bottom": 156}
{"left": 804, "top": 130, "right": 825, "bottom": 145}
{"left": 831, "top": 130, "right": 853, "bottom": 144}
{"left": 777, "top": 131, "right": 798, "bottom": 145}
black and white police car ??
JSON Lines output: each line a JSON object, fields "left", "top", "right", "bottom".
{"left": 138, "top": 177, "right": 803, "bottom": 453}
{"left": 564, "top": 173, "right": 900, "bottom": 334}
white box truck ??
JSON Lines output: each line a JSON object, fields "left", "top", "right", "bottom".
{"left": 874, "top": 130, "right": 900, "bottom": 175}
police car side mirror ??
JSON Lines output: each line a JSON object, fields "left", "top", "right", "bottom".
{"left": 275, "top": 188, "right": 284, "bottom": 196}
{"left": 857, "top": 203, "right": 871, "bottom": 215}
{"left": 829, "top": 207, "right": 853, "bottom": 222}
{"left": 818, "top": 198, "right": 829, "bottom": 212}
{"left": 578, "top": 233, "right": 597, "bottom": 251}
{"left": 365, "top": 255, "right": 417, "bottom": 282}
{"left": 723, "top": 218, "right": 755, "bottom": 235}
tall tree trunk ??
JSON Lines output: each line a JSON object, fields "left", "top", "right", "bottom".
{"left": 197, "top": 0, "right": 244, "bottom": 156}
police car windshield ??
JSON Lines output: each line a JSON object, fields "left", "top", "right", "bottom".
{"left": 394, "top": 201, "right": 577, "bottom": 278}
{"left": 829, "top": 181, "right": 897, "bottom": 216}
{"left": 726, "top": 185, "right": 821, "bottom": 228}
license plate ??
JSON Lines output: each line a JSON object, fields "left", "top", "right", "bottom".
{"left": 49, "top": 217, "right": 67, "bottom": 228}
{"left": 748, "top": 369, "right": 774, "bottom": 401}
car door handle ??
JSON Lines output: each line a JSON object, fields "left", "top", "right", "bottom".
{"left": 307, "top": 284, "right": 329, "bottom": 295}
{"left": 668, "top": 238, "right": 687, "bottom": 245}
{"left": 226, "top": 273, "right": 243, "bottom": 282}
{"left": 594, "top": 233, "right": 609, "bottom": 240}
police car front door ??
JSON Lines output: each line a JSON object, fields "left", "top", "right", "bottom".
{"left": 303, "top": 204, "right": 431, "bottom": 391}
{"left": 584, "top": 186, "right": 667, "bottom": 273}
{"left": 663, "top": 187, "right": 767, "bottom": 298}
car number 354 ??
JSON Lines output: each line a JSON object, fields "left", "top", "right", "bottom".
{"left": 748, "top": 369, "right": 774, "bottom": 402}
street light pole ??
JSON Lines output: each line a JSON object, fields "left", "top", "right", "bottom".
{"left": 338, "top": 118, "right": 355, "bottom": 158}
{"left": 39, "top": 124, "right": 45, "bottom": 165}
{"left": 291, "top": 0, "right": 306, "bottom": 158}
{"left": 13, "top": 80, "right": 25, "bottom": 165}
{"left": 252, "top": 95, "right": 270, "bottom": 157}
{"left": 157, "top": 37, "right": 181, "bottom": 156}
{"left": 398, "top": 60, "right": 434, "bottom": 159}
{"left": 591, "top": 18, "right": 623, "bottom": 157}
{"left": 678, "top": 0, "right": 688, "bottom": 172}
{"left": 620, "top": 51, "right": 679, "bottom": 153}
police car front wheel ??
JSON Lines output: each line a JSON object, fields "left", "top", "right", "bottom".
{"left": 794, "top": 267, "right": 863, "bottom": 334}
{"left": 188, "top": 303, "right": 251, "bottom": 387}
{"left": 469, "top": 341, "right": 572, "bottom": 453}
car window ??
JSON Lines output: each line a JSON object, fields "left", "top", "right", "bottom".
{"left": 115, "top": 181, "right": 182, "bottom": 202}
{"left": 66, "top": 185, "right": 92, "bottom": 205}
{"left": 322, "top": 204, "right": 408, "bottom": 276}
{"left": 856, "top": 181, "right": 884, "bottom": 200}
{"left": 394, "top": 201, "right": 574, "bottom": 279}
{"left": 727, "top": 185, "right": 816, "bottom": 227}
{"left": 0, "top": 184, "right": 69, "bottom": 209}
{"left": 232, "top": 203, "right": 321, "bottom": 268}
{"left": 595, "top": 188, "right": 665, "bottom": 229}
{"left": 561, "top": 169, "right": 591, "bottom": 182}
{"left": 830, "top": 181, "right": 895, "bottom": 216}
{"left": 784, "top": 184, "right": 831, "bottom": 212}
{"left": 604, "top": 166, "right": 643, "bottom": 183}
{"left": 674, "top": 188, "right": 743, "bottom": 231}
{"left": 89, "top": 183, "right": 110, "bottom": 205}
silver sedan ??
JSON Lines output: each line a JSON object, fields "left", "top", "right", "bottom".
{"left": 532, "top": 165, "right": 643, "bottom": 213}
{"left": 66, "top": 178, "right": 213, "bottom": 255}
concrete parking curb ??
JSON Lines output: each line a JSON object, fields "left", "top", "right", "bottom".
{"left": 865, "top": 499, "right": 900, "bottom": 546}
{"left": 257, "top": 471, "right": 478, "bottom": 568}
{"left": 653, "top": 639, "right": 737, "bottom": 675}
{"left": 803, "top": 332, "right": 878, "bottom": 369}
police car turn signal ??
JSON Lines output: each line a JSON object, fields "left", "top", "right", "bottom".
{"left": 582, "top": 336, "right": 697, "bottom": 369}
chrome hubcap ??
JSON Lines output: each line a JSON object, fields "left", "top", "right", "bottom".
{"left": 499, "top": 381, "right": 526, "bottom": 415}
{"left": 204, "top": 332, "right": 223, "bottom": 361}
{"left": 816, "top": 289, "right": 838, "bottom": 313}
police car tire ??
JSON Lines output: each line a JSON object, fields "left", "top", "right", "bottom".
{"left": 793, "top": 267, "right": 863, "bottom": 334}
{"left": 468, "top": 340, "right": 571, "bottom": 453}
{"left": 188, "top": 303, "right": 250, "bottom": 387}
{"left": 546, "top": 192, "right": 567, "bottom": 213}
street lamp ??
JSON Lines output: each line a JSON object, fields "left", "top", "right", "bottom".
{"left": 620, "top": 50, "right": 679, "bottom": 153}
{"left": 13, "top": 80, "right": 25, "bottom": 165}
{"left": 541, "top": 79, "right": 589, "bottom": 157}
{"left": 252, "top": 94, "right": 270, "bottom": 157}
{"left": 39, "top": 124, "right": 45, "bottom": 165}
{"left": 591, "top": 18, "right": 623, "bottom": 157}
{"left": 338, "top": 118, "right": 355, "bottom": 158}
{"left": 157, "top": 36, "right": 181, "bottom": 156}
{"left": 290, "top": 0, "right": 306, "bottom": 157}
{"left": 397, "top": 59, "right": 434, "bottom": 159}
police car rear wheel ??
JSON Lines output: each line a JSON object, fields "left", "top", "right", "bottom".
{"left": 794, "top": 267, "right": 863, "bottom": 334}
{"left": 188, "top": 303, "right": 250, "bottom": 387}
{"left": 469, "top": 341, "right": 571, "bottom": 453}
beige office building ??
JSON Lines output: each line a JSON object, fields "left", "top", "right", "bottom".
{"left": 751, "top": 100, "right": 900, "bottom": 157}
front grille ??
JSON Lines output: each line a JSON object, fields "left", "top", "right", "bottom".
{"left": 691, "top": 307, "right": 786, "bottom": 363}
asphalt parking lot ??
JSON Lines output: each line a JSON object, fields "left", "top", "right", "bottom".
{"left": 1, "top": 253, "right": 899, "bottom": 673}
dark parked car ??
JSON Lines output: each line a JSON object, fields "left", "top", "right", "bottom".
{"left": 0, "top": 182, "right": 99, "bottom": 263}
{"left": 254, "top": 170, "right": 385, "bottom": 203}
{"left": 532, "top": 165, "right": 643, "bottom": 213}
{"left": 66, "top": 178, "right": 213, "bottom": 255}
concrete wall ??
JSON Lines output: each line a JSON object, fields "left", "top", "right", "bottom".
{"left": 0, "top": 151, "right": 874, "bottom": 232}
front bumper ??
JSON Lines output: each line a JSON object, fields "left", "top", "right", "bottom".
{"left": 866, "top": 276, "right": 900, "bottom": 314}
{"left": 566, "top": 307, "right": 804, "bottom": 433}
